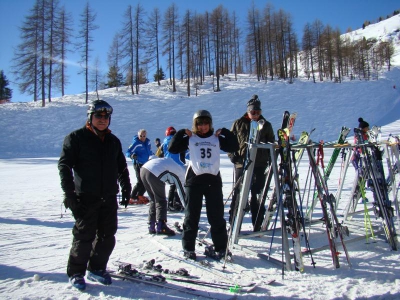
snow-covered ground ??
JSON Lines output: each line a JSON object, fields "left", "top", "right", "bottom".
{"left": 0, "top": 15, "right": 400, "bottom": 300}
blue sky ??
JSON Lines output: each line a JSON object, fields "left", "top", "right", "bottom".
{"left": 0, "top": 0, "right": 399, "bottom": 102}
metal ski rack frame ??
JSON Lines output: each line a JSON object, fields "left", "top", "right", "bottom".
{"left": 230, "top": 142, "right": 293, "bottom": 271}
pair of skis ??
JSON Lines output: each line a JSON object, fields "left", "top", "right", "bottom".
{"left": 306, "top": 145, "right": 351, "bottom": 269}
{"left": 277, "top": 126, "right": 304, "bottom": 272}
{"left": 353, "top": 128, "right": 397, "bottom": 251}
{"left": 109, "top": 270, "right": 219, "bottom": 299}
{"left": 111, "top": 260, "right": 255, "bottom": 293}
{"left": 261, "top": 111, "right": 298, "bottom": 232}
{"left": 306, "top": 127, "right": 350, "bottom": 221}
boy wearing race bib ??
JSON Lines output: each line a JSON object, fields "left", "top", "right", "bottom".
{"left": 168, "top": 110, "right": 239, "bottom": 260}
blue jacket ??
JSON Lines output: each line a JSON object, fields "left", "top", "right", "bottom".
{"left": 126, "top": 135, "right": 153, "bottom": 164}
{"left": 161, "top": 135, "right": 184, "bottom": 166}
{"left": 162, "top": 135, "right": 187, "bottom": 166}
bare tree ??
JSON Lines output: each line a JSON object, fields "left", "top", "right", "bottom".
{"left": 262, "top": 3, "right": 275, "bottom": 80}
{"left": 107, "top": 33, "right": 123, "bottom": 91}
{"left": 312, "top": 19, "right": 324, "bottom": 81}
{"left": 322, "top": 24, "right": 334, "bottom": 80}
{"left": 182, "top": 10, "right": 192, "bottom": 96}
{"left": 376, "top": 41, "right": 395, "bottom": 71}
{"left": 162, "top": 3, "right": 179, "bottom": 92}
{"left": 76, "top": 2, "right": 98, "bottom": 103}
{"left": 247, "top": 4, "right": 262, "bottom": 80}
{"left": 56, "top": 6, "right": 73, "bottom": 96}
{"left": 144, "top": 8, "right": 162, "bottom": 85}
{"left": 210, "top": 5, "right": 226, "bottom": 92}
{"left": 332, "top": 28, "right": 343, "bottom": 82}
{"left": 302, "top": 22, "right": 316, "bottom": 82}
{"left": 133, "top": 3, "right": 145, "bottom": 94}
{"left": 121, "top": 5, "right": 135, "bottom": 95}
{"left": 231, "top": 11, "right": 241, "bottom": 80}
{"left": 90, "top": 56, "right": 103, "bottom": 100}
{"left": 45, "top": 0, "right": 60, "bottom": 102}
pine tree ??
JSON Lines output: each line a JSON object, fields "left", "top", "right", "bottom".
{"left": 137, "top": 68, "right": 148, "bottom": 84}
{"left": 153, "top": 67, "right": 166, "bottom": 82}
{"left": 0, "top": 70, "right": 12, "bottom": 101}
{"left": 106, "top": 65, "right": 124, "bottom": 89}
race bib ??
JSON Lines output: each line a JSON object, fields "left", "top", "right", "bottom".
{"left": 188, "top": 134, "right": 220, "bottom": 175}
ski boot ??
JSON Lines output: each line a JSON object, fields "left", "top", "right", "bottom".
{"left": 148, "top": 221, "right": 156, "bottom": 234}
{"left": 183, "top": 250, "right": 197, "bottom": 261}
{"left": 69, "top": 274, "right": 86, "bottom": 291}
{"left": 217, "top": 249, "right": 233, "bottom": 261}
{"left": 204, "top": 245, "right": 219, "bottom": 260}
{"left": 156, "top": 220, "right": 175, "bottom": 236}
{"left": 87, "top": 269, "right": 112, "bottom": 285}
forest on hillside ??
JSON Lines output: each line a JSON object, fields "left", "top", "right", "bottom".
{"left": 11, "top": 0, "right": 400, "bottom": 106}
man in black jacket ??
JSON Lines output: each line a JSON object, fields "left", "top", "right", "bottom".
{"left": 228, "top": 95, "right": 275, "bottom": 231}
{"left": 58, "top": 100, "right": 131, "bottom": 290}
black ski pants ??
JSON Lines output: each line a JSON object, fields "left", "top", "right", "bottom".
{"left": 182, "top": 184, "right": 227, "bottom": 252}
{"left": 67, "top": 195, "right": 118, "bottom": 277}
{"left": 131, "top": 162, "right": 146, "bottom": 199}
{"left": 229, "top": 165, "right": 267, "bottom": 229}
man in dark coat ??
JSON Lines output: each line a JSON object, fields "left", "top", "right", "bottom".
{"left": 228, "top": 95, "right": 275, "bottom": 231}
{"left": 58, "top": 100, "right": 131, "bottom": 290}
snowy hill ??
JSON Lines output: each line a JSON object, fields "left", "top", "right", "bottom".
{"left": 0, "top": 69, "right": 399, "bottom": 159}
{"left": 343, "top": 14, "right": 400, "bottom": 65}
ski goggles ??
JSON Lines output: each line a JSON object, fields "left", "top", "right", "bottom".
{"left": 93, "top": 103, "right": 113, "bottom": 115}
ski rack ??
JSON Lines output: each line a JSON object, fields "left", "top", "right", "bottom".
{"left": 229, "top": 138, "right": 399, "bottom": 271}
{"left": 230, "top": 142, "right": 293, "bottom": 271}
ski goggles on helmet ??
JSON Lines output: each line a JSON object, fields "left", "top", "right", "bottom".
{"left": 93, "top": 103, "right": 113, "bottom": 114}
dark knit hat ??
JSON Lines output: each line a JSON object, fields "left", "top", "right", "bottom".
{"left": 358, "top": 117, "right": 369, "bottom": 129}
{"left": 247, "top": 94, "right": 261, "bottom": 111}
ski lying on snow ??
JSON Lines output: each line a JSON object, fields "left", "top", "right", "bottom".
{"left": 109, "top": 271, "right": 219, "bottom": 299}
{"left": 158, "top": 248, "right": 235, "bottom": 281}
{"left": 112, "top": 261, "right": 266, "bottom": 294}
{"left": 158, "top": 248, "right": 276, "bottom": 292}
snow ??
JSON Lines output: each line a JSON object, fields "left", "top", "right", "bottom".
{"left": 0, "top": 15, "right": 400, "bottom": 300}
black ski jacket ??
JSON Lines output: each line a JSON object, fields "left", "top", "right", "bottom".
{"left": 58, "top": 124, "right": 131, "bottom": 197}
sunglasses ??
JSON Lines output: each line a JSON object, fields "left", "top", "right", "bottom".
{"left": 249, "top": 110, "right": 261, "bottom": 116}
{"left": 140, "top": 135, "right": 146, "bottom": 138}
{"left": 196, "top": 121, "right": 210, "bottom": 126}
{"left": 94, "top": 114, "right": 110, "bottom": 120}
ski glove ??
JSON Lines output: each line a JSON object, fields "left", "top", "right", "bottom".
{"left": 120, "top": 189, "right": 131, "bottom": 208}
{"left": 229, "top": 153, "right": 240, "bottom": 164}
{"left": 63, "top": 192, "right": 87, "bottom": 219}
{"left": 130, "top": 154, "right": 137, "bottom": 160}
